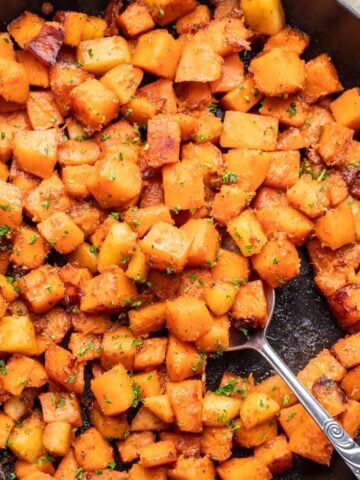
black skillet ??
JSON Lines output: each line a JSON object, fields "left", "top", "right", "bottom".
{"left": 0, "top": 1, "right": 359, "bottom": 478}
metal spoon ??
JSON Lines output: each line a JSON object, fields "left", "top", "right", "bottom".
{"left": 228, "top": 284, "right": 360, "bottom": 479}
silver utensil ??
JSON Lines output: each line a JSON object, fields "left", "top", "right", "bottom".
{"left": 228, "top": 284, "right": 360, "bottom": 479}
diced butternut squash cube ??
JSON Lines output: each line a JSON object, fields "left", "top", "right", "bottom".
{"left": 139, "top": 440, "right": 177, "bottom": 467}
{"left": 318, "top": 121, "right": 353, "bottom": 166}
{"left": 241, "top": 0, "right": 285, "bottom": 35}
{"left": 166, "top": 295, "right": 213, "bottom": 342}
{"left": 288, "top": 415, "right": 333, "bottom": 465}
{"left": 74, "top": 427, "right": 114, "bottom": 470}
{"left": 55, "top": 10, "right": 87, "bottom": 46}
{"left": 311, "top": 377, "right": 347, "bottom": 416}
{"left": 124, "top": 205, "right": 173, "bottom": 238}
{"left": 240, "top": 392, "right": 280, "bottom": 429}
{"left": 227, "top": 209, "right": 268, "bottom": 257}
{"left": 88, "top": 156, "right": 142, "bottom": 208}
{"left": 90, "top": 401, "right": 129, "bottom": 440}
{"left": 129, "top": 302, "right": 167, "bottom": 336}
{"left": 140, "top": 222, "right": 192, "bottom": 273}
{"left": 38, "top": 212, "right": 84, "bottom": 254}
{"left": 256, "top": 204, "right": 314, "bottom": 245}
{"left": 27, "top": 91, "right": 63, "bottom": 130}
{"left": 286, "top": 176, "right": 330, "bottom": 219}
{"left": 315, "top": 204, "right": 356, "bottom": 250}
{"left": 145, "top": 0, "right": 197, "bottom": 26}
{"left": 254, "top": 435, "right": 293, "bottom": 475}
{"left": 221, "top": 112, "right": 278, "bottom": 150}
{"left": 91, "top": 363, "right": 133, "bottom": 415}
{"left": 0, "top": 315, "right": 37, "bottom": 355}
{"left": 223, "top": 148, "right": 270, "bottom": 191}
{"left": 43, "top": 421, "right": 72, "bottom": 456}
{"left": 97, "top": 222, "right": 137, "bottom": 272}
{"left": 9, "top": 413, "right": 44, "bottom": 463}
{"left": 260, "top": 96, "right": 308, "bottom": 127}
{"left": 133, "top": 370, "right": 162, "bottom": 399}
{"left": 16, "top": 50, "right": 49, "bottom": 88}
{"left": 196, "top": 315, "right": 230, "bottom": 353}
{"left": 134, "top": 337, "right": 168, "bottom": 371}
{"left": 333, "top": 332, "right": 360, "bottom": 368}
{"left": 132, "top": 30, "right": 181, "bottom": 79}
{"left": 330, "top": 88, "right": 360, "bottom": 131}
{"left": 221, "top": 76, "right": 261, "bottom": 113}
{"left": 340, "top": 400, "right": 360, "bottom": 437}
{"left": 203, "top": 392, "right": 241, "bottom": 427}
{"left": 14, "top": 128, "right": 57, "bottom": 178}
{"left": 234, "top": 418, "right": 278, "bottom": 448}
{"left": 341, "top": 366, "right": 360, "bottom": 400}
{"left": 217, "top": 456, "right": 272, "bottom": 480}
{"left": 255, "top": 374, "right": 297, "bottom": 408}
{"left": 297, "top": 348, "right": 346, "bottom": 391}
{"left": 263, "top": 26, "right": 309, "bottom": 55}
{"left": 62, "top": 164, "right": 92, "bottom": 198}
{"left": 0, "top": 180, "right": 23, "bottom": 227}
{"left": 210, "top": 53, "right": 244, "bottom": 93}
{"left": 131, "top": 405, "right": 167, "bottom": 431}
{"left": 168, "top": 455, "right": 215, "bottom": 480}
{"left": 204, "top": 282, "right": 237, "bottom": 316}
{"left": 212, "top": 248, "right": 249, "bottom": 284}
{"left": 250, "top": 48, "right": 305, "bottom": 96}
{"left": 264, "top": 150, "right": 300, "bottom": 189}
{"left": 211, "top": 186, "right": 248, "bottom": 225}
{"left": 81, "top": 266, "right": 138, "bottom": 313}
{"left": 10, "top": 225, "right": 48, "bottom": 270}
{"left": 126, "top": 247, "right": 149, "bottom": 282}
{"left": 100, "top": 64, "right": 143, "bottom": 105}
{"left": 118, "top": 3, "right": 155, "bottom": 37}
{"left": 167, "top": 380, "right": 203, "bottom": 433}
{"left": 147, "top": 117, "right": 181, "bottom": 168}
{"left": 200, "top": 426, "right": 232, "bottom": 462}
{"left": 70, "top": 79, "right": 119, "bottom": 130}
{"left": 101, "top": 326, "right": 136, "bottom": 370}
{"left": 162, "top": 160, "right": 205, "bottom": 211}
{"left": 278, "top": 404, "right": 306, "bottom": 437}
{"left": 231, "top": 280, "right": 267, "bottom": 328}
{"left": 0, "top": 32, "right": 15, "bottom": 60}
{"left": 39, "top": 391, "right": 82, "bottom": 426}
{"left": 303, "top": 54, "right": 343, "bottom": 104}
{"left": 176, "top": 5, "right": 211, "bottom": 34}
{"left": 329, "top": 284, "right": 360, "bottom": 332}
{"left": 252, "top": 235, "right": 301, "bottom": 288}
{"left": 176, "top": 43, "right": 223, "bottom": 83}
{"left": 81, "top": 15, "right": 107, "bottom": 41}
{"left": 0, "top": 58, "right": 29, "bottom": 103}
{"left": 166, "top": 335, "right": 205, "bottom": 381}
{"left": 181, "top": 218, "right": 220, "bottom": 268}
{"left": 143, "top": 394, "right": 174, "bottom": 423}
{"left": 117, "top": 431, "right": 155, "bottom": 463}
{"left": 77, "top": 36, "right": 131, "bottom": 75}
{"left": 8, "top": 11, "right": 45, "bottom": 49}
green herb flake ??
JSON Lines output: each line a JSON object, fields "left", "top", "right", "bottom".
{"left": 29, "top": 234, "right": 39, "bottom": 245}
{"left": 222, "top": 171, "right": 237, "bottom": 184}
{"left": 287, "top": 102, "right": 297, "bottom": 117}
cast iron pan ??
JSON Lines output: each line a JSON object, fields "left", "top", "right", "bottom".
{"left": 0, "top": 1, "right": 359, "bottom": 479}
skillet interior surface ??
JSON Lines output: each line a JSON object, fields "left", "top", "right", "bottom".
{"left": 0, "top": 1, "right": 359, "bottom": 479}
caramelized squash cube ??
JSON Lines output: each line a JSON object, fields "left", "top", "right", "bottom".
{"left": 27, "top": 91, "right": 63, "bottom": 130}
{"left": 0, "top": 315, "right": 37, "bottom": 355}
{"left": 139, "top": 440, "right": 177, "bottom": 467}
{"left": 181, "top": 218, "right": 220, "bottom": 268}
{"left": 333, "top": 332, "right": 360, "bottom": 368}
{"left": 176, "top": 43, "right": 223, "bottom": 83}
{"left": 330, "top": 88, "right": 360, "bottom": 131}
{"left": 14, "top": 128, "right": 57, "bottom": 179}
{"left": 234, "top": 418, "right": 278, "bottom": 449}
{"left": 9, "top": 413, "right": 44, "bottom": 463}
{"left": 43, "top": 421, "right": 72, "bottom": 456}
{"left": 166, "top": 380, "right": 203, "bottom": 433}
{"left": 221, "top": 112, "right": 278, "bottom": 150}
{"left": 91, "top": 363, "right": 133, "bottom": 415}
{"left": 74, "top": 427, "right": 114, "bottom": 470}
{"left": 70, "top": 79, "right": 119, "bottom": 130}
{"left": 117, "top": 3, "right": 155, "bottom": 38}
{"left": 88, "top": 156, "right": 142, "bottom": 208}
{"left": 241, "top": 0, "right": 285, "bottom": 35}
{"left": 250, "top": 48, "right": 305, "bottom": 96}
{"left": 254, "top": 435, "right": 293, "bottom": 475}
{"left": 16, "top": 50, "right": 49, "bottom": 88}
{"left": 303, "top": 54, "right": 343, "bottom": 104}
{"left": 8, "top": 11, "right": 45, "bottom": 49}
{"left": 147, "top": 117, "right": 181, "bottom": 168}
{"left": 81, "top": 266, "right": 138, "bottom": 313}
{"left": 166, "top": 335, "right": 205, "bottom": 381}
{"left": 227, "top": 209, "right": 268, "bottom": 257}
{"left": 38, "top": 212, "right": 84, "bottom": 254}
{"left": 100, "top": 64, "right": 143, "bottom": 105}
{"left": 140, "top": 222, "right": 192, "bottom": 273}
{"left": 315, "top": 204, "right": 356, "bottom": 250}
{"left": 77, "top": 36, "right": 131, "bottom": 75}
{"left": 132, "top": 30, "right": 181, "bottom": 79}
{"left": 0, "top": 180, "right": 23, "bottom": 227}
{"left": 97, "top": 222, "right": 137, "bottom": 273}
{"left": 166, "top": 295, "right": 213, "bottom": 342}
{"left": 252, "top": 235, "right": 301, "bottom": 288}
{"left": 231, "top": 280, "right": 267, "bottom": 328}
{"left": 217, "top": 456, "right": 272, "bottom": 480}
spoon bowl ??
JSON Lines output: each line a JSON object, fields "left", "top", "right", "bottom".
{"left": 228, "top": 284, "right": 360, "bottom": 479}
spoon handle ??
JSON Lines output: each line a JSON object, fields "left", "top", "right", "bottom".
{"left": 259, "top": 340, "right": 360, "bottom": 479}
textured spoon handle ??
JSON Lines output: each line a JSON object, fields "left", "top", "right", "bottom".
{"left": 260, "top": 341, "right": 360, "bottom": 479}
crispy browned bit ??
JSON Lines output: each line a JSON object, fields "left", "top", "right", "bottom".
{"left": 26, "top": 21, "right": 64, "bottom": 65}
